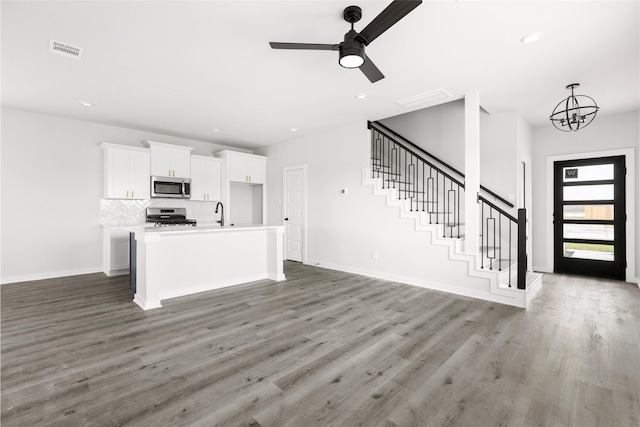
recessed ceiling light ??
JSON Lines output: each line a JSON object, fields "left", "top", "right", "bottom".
{"left": 520, "top": 32, "right": 542, "bottom": 44}
{"left": 78, "top": 101, "right": 93, "bottom": 107}
{"left": 212, "top": 128, "right": 220, "bottom": 133}
{"left": 290, "top": 128, "right": 298, "bottom": 132}
{"left": 355, "top": 93, "right": 367, "bottom": 100}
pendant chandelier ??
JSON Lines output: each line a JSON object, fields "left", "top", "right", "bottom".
{"left": 549, "top": 83, "right": 599, "bottom": 132}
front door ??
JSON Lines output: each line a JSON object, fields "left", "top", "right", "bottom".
{"left": 553, "top": 156, "right": 626, "bottom": 280}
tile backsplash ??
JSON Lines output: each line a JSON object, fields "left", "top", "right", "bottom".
{"left": 100, "top": 199, "right": 218, "bottom": 225}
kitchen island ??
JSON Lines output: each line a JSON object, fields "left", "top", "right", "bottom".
{"left": 131, "top": 225, "right": 285, "bottom": 310}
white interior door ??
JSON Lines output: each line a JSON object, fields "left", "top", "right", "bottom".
{"left": 284, "top": 166, "right": 305, "bottom": 262}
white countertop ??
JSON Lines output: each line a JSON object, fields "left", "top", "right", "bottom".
{"left": 128, "top": 224, "right": 283, "bottom": 236}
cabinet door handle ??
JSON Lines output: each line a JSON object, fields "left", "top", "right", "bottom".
{"left": 126, "top": 190, "right": 129, "bottom": 198}
{"left": 132, "top": 190, "right": 134, "bottom": 198}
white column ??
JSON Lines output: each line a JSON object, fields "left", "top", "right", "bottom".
{"left": 267, "top": 227, "right": 286, "bottom": 281}
{"left": 133, "top": 232, "right": 163, "bottom": 310}
{"left": 464, "top": 92, "right": 480, "bottom": 255}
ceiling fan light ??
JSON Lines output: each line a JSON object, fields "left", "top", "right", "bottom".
{"left": 340, "top": 52, "right": 365, "bottom": 68}
{"left": 339, "top": 30, "right": 365, "bottom": 69}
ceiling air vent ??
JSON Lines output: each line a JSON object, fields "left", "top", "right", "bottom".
{"left": 394, "top": 88, "right": 452, "bottom": 109}
{"left": 49, "top": 39, "right": 84, "bottom": 60}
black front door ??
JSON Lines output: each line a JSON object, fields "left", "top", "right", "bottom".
{"left": 553, "top": 156, "right": 626, "bottom": 280}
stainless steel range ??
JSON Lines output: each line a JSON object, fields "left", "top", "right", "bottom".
{"left": 146, "top": 207, "right": 197, "bottom": 227}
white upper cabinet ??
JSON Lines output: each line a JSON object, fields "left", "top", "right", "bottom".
{"left": 101, "top": 143, "right": 150, "bottom": 199}
{"left": 217, "top": 150, "right": 266, "bottom": 184}
{"left": 145, "top": 141, "right": 194, "bottom": 178}
{"left": 191, "top": 156, "right": 221, "bottom": 201}
{"left": 214, "top": 150, "right": 267, "bottom": 225}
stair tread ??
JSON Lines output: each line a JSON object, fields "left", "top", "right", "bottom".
{"left": 481, "top": 259, "right": 517, "bottom": 270}
{"left": 385, "top": 180, "right": 414, "bottom": 185}
{"left": 372, "top": 170, "right": 401, "bottom": 177}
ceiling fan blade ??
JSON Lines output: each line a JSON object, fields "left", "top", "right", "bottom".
{"left": 269, "top": 42, "right": 340, "bottom": 51}
{"left": 360, "top": 55, "right": 385, "bottom": 83}
{"left": 357, "top": 0, "right": 422, "bottom": 45}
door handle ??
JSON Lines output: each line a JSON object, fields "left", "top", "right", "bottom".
{"left": 284, "top": 218, "right": 289, "bottom": 221}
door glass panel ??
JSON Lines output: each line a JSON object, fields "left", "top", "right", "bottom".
{"left": 563, "top": 205, "right": 614, "bottom": 220}
{"left": 563, "top": 164, "right": 614, "bottom": 182}
{"left": 563, "top": 242, "right": 614, "bottom": 261}
{"left": 563, "top": 224, "right": 614, "bottom": 241}
{"left": 564, "top": 184, "right": 613, "bottom": 201}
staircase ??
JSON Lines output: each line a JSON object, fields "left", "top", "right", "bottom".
{"left": 364, "top": 121, "right": 542, "bottom": 308}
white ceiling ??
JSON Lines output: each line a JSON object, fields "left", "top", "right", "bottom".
{"left": 2, "top": 1, "right": 638, "bottom": 150}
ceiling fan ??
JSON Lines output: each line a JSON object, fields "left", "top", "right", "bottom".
{"left": 269, "top": 0, "right": 422, "bottom": 83}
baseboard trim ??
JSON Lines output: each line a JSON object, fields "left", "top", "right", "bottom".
{"left": 304, "top": 259, "right": 531, "bottom": 308}
{"left": 532, "top": 265, "right": 552, "bottom": 274}
{"left": 1, "top": 266, "right": 103, "bottom": 285}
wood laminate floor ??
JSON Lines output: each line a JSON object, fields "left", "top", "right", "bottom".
{"left": 1, "top": 262, "right": 639, "bottom": 426}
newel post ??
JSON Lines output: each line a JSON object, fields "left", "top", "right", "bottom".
{"left": 517, "top": 208, "right": 527, "bottom": 289}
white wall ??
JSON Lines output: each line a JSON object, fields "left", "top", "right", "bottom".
{"left": 229, "top": 182, "right": 263, "bottom": 225}
{"left": 0, "top": 108, "right": 242, "bottom": 283}
{"left": 255, "top": 120, "right": 491, "bottom": 293}
{"left": 380, "top": 99, "right": 466, "bottom": 174}
{"left": 531, "top": 110, "right": 639, "bottom": 283}
{"left": 480, "top": 110, "right": 518, "bottom": 205}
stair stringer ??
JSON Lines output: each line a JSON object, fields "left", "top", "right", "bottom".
{"left": 363, "top": 168, "right": 541, "bottom": 308}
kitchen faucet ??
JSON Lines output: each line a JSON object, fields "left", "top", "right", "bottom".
{"left": 215, "top": 202, "right": 224, "bottom": 227}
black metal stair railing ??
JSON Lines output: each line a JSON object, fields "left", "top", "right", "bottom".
{"left": 370, "top": 120, "right": 515, "bottom": 208}
{"left": 368, "top": 120, "right": 528, "bottom": 290}
{"left": 478, "top": 195, "right": 527, "bottom": 289}
{"left": 370, "top": 121, "right": 464, "bottom": 238}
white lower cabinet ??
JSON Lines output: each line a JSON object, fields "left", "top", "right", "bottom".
{"left": 103, "top": 226, "right": 131, "bottom": 276}
{"left": 191, "top": 156, "right": 221, "bottom": 201}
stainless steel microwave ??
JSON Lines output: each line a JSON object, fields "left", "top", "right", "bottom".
{"left": 150, "top": 176, "right": 191, "bottom": 199}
